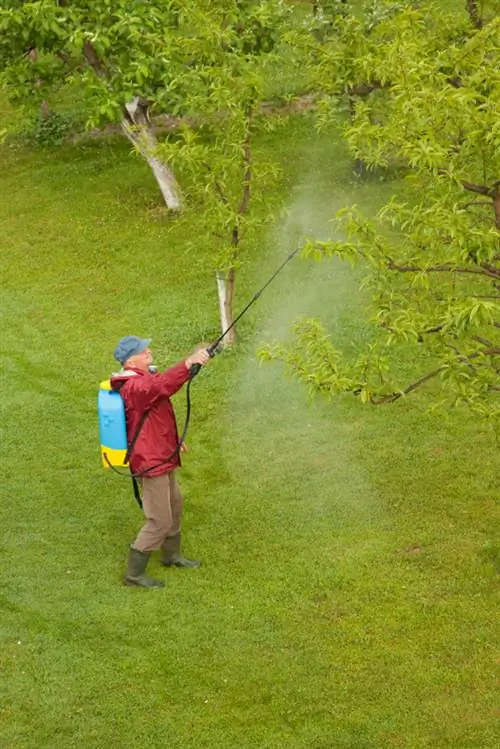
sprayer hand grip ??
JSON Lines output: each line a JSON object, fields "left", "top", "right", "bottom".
{"left": 187, "top": 347, "right": 212, "bottom": 378}
{"left": 189, "top": 362, "right": 202, "bottom": 377}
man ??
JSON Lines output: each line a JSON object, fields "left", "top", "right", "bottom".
{"left": 111, "top": 335, "right": 210, "bottom": 588}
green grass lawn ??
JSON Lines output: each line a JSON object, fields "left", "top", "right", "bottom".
{"left": 0, "top": 115, "right": 499, "bottom": 749}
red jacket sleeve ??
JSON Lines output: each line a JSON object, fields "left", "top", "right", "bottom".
{"left": 122, "top": 362, "right": 190, "bottom": 411}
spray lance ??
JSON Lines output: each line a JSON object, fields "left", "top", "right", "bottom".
{"left": 98, "top": 246, "right": 301, "bottom": 501}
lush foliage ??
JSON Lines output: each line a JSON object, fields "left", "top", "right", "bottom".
{"left": 0, "top": 0, "right": 294, "bottom": 125}
{"left": 262, "top": 1, "right": 500, "bottom": 418}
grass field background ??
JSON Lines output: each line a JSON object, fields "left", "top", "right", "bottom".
{"left": 1, "top": 107, "right": 499, "bottom": 749}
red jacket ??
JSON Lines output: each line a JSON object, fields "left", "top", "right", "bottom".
{"left": 110, "top": 363, "right": 190, "bottom": 477}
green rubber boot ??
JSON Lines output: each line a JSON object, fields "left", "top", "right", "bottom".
{"left": 124, "top": 546, "right": 165, "bottom": 588}
{"left": 160, "top": 533, "right": 201, "bottom": 568}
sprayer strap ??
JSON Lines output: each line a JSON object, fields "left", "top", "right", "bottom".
{"left": 131, "top": 477, "right": 143, "bottom": 510}
{"left": 124, "top": 409, "right": 150, "bottom": 465}
{"left": 112, "top": 379, "right": 151, "bottom": 466}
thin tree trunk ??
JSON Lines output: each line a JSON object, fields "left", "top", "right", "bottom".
{"left": 493, "top": 186, "right": 500, "bottom": 230}
{"left": 347, "top": 91, "right": 366, "bottom": 176}
{"left": 122, "top": 97, "right": 182, "bottom": 212}
{"left": 40, "top": 100, "right": 50, "bottom": 119}
{"left": 214, "top": 109, "right": 253, "bottom": 346}
{"left": 216, "top": 269, "right": 236, "bottom": 347}
{"left": 465, "top": 0, "right": 483, "bottom": 28}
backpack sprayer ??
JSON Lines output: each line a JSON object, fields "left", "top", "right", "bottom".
{"left": 98, "top": 246, "right": 301, "bottom": 491}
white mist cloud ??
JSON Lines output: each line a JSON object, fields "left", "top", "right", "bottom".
{"left": 216, "top": 163, "right": 383, "bottom": 538}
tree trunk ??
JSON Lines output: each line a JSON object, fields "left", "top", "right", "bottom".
{"left": 213, "top": 108, "right": 253, "bottom": 347}
{"left": 493, "top": 185, "right": 500, "bottom": 230}
{"left": 216, "top": 269, "right": 236, "bottom": 347}
{"left": 122, "top": 97, "right": 182, "bottom": 212}
{"left": 347, "top": 92, "right": 366, "bottom": 176}
{"left": 465, "top": 0, "right": 483, "bottom": 28}
{"left": 40, "top": 100, "right": 50, "bottom": 119}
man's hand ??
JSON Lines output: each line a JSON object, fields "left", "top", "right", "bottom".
{"left": 185, "top": 346, "right": 211, "bottom": 371}
{"left": 180, "top": 442, "right": 188, "bottom": 454}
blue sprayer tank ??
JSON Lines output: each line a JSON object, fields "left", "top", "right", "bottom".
{"left": 98, "top": 380, "right": 128, "bottom": 468}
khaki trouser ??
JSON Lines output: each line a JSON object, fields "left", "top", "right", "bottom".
{"left": 133, "top": 472, "right": 183, "bottom": 553}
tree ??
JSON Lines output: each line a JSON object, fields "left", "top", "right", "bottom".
{"left": 261, "top": 2, "right": 500, "bottom": 419}
{"left": 0, "top": 0, "right": 289, "bottom": 212}
{"left": 156, "top": 0, "right": 296, "bottom": 344}
{"left": 0, "top": 1, "right": 190, "bottom": 209}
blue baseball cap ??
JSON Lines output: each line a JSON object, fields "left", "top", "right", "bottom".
{"left": 114, "top": 336, "right": 151, "bottom": 364}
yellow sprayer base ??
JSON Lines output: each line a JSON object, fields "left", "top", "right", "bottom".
{"left": 101, "top": 446, "right": 128, "bottom": 469}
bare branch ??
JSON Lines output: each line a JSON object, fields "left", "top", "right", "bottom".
{"left": 369, "top": 343, "right": 499, "bottom": 405}
{"left": 473, "top": 335, "right": 493, "bottom": 347}
{"left": 83, "top": 41, "right": 106, "bottom": 77}
{"left": 387, "top": 261, "right": 500, "bottom": 279}
{"left": 462, "top": 181, "right": 495, "bottom": 197}
{"left": 371, "top": 366, "right": 446, "bottom": 404}
{"left": 203, "top": 163, "right": 229, "bottom": 205}
{"left": 422, "top": 324, "right": 445, "bottom": 335}
{"left": 463, "top": 200, "right": 493, "bottom": 209}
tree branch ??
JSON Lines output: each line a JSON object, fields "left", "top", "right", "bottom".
{"left": 347, "top": 80, "right": 388, "bottom": 97}
{"left": 203, "top": 162, "right": 229, "bottom": 205}
{"left": 422, "top": 324, "right": 445, "bottom": 335}
{"left": 232, "top": 108, "right": 253, "bottom": 248}
{"left": 465, "top": 0, "right": 484, "bottom": 29}
{"left": 463, "top": 200, "right": 493, "bottom": 209}
{"left": 387, "top": 261, "right": 500, "bottom": 279}
{"left": 472, "top": 335, "right": 493, "bottom": 347}
{"left": 369, "top": 342, "right": 499, "bottom": 404}
{"left": 462, "top": 181, "right": 495, "bottom": 197}
{"left": 83, "top": 40, "right": 106, "bottom": 77}
{"left": 370, "top": 366, "right": 446, "bottom": 404}
{"left": 237, "top": 111, "right": 253, "bottom": 218}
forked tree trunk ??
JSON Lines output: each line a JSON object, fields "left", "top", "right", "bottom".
{"left": 216, "top": 268, "right": 236, "bottom": 347}
{"left": 122, "top": 97, "right": 182, "bottom": 212}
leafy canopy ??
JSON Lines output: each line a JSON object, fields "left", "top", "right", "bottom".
{"left": 0, "top": 0, "right": 291, "bottom": 126}
{"left": 262, "top": 2, "right": 500, "bottom": 419}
